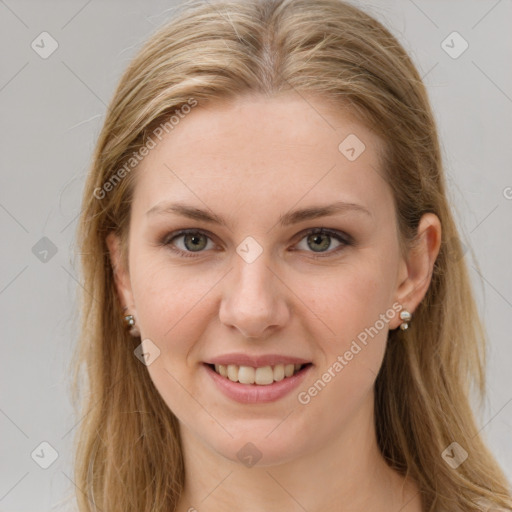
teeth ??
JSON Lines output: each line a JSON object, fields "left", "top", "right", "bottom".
{"left": 238, "top": 366, "right": 255, "bottom": 384}
{"left": 255, "top": 366, "right": 274, "bottom": 385}
{"left": 284, "top": 364, "right": 294, "bottom": 377}
{"left": 273, "top": 364, "right": 285, "bottom": 382}
{"left": 227, "top": 364, "right": 238, "bottom": 382}
{"left": 213, "top": 363, "right": 305, "bottom": 385}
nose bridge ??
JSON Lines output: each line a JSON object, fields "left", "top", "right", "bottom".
{"left": 235, "top": 252, "right": 274, "bottom": 302}
{"left": 219, "top": 246, "right": 288, "bottom": 338}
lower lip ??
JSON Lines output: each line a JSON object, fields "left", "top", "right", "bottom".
{"left": 204, "top": 363, "right": 313, "bottom": 404}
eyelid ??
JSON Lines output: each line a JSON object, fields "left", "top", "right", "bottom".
{"left": 161, "top": 228, "right": 217, "bottom": 246}
{"left": 161, "top": 228, "right": 218, "bottom": 257}
{"left": 293, "top": 226, "right": 353, "bottom": 245}
{"left": 291, "top": 227, "right": 353, "bottom": 258}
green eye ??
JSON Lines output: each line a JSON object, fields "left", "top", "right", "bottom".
{"left": 306, "top": 232, "right": 332, "bottom": 252}
{"left": 295, "top": 227, "right": 352, "bottom": 257}
{"left": 181, "top": 232, "right": 209, "bottom": 251}
{"left": 164, "top": 229, "right": 214, "bottom": 256}
{"left": 162, "top": 227, "right": 353, "bottom": 259}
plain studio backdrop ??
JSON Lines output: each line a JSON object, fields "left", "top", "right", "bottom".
{"left": 0, "top": 0, "right": 511, "bottom": 510}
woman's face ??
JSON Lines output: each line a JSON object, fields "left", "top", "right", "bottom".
{"left": 109, "top": 92, "right": 414, "bottom": 466}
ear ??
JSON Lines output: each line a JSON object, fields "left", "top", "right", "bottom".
{"left": 106, "top": 232, "right": 135, "bottom": 313}
{"left": 390, "top": 213, "right": 442, "bottom": 329}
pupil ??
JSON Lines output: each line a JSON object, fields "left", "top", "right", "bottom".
{"left": 185, "top": 233, "right": 206, "bottom": 251}
{"left": 309, "top": 233, "right": 330, "bottom": 252}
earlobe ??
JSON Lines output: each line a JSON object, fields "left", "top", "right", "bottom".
{"left": 392, "top": 213, "right": 442, "bottom": 329}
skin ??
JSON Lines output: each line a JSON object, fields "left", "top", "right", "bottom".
{"left": 107, "top": 91, "right": 441, "bottom": 512}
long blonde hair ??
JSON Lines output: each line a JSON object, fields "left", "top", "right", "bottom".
{"left": 71, "top": 0, "right": 512, "bottom": 510}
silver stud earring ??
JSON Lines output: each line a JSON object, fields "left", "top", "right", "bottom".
{"left": 123, "top": 307, "right": 140, "bottom": 337}
{"left": 399, "top": 309, "right": 412, "bottom": 330}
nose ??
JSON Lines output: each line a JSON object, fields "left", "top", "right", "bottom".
{"left": 218, "top": 252, "right": 290, "bottom": 339}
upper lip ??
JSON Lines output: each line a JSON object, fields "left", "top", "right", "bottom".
{"left": 205, "top": 353, "right": 312, "bottom": 367}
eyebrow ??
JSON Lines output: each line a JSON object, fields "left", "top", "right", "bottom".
{"left": 146, "top": 200, "right": 372, "bottom": 227}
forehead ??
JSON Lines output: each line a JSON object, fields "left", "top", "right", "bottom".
{"left": 132, "top": 92, "right": 390, "bottom": 218}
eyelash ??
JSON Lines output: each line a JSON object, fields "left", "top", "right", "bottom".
{"left": 160, "top": 227, "right": 354, "bottom": 259}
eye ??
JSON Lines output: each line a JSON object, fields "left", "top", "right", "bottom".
{"left": 161, "top": 227, "right": 353, "bottom": 259}
{"left": 294, "top": 227, "right": 352, "bottom": 258}
{"left": 162, "top": 229, "right": 216, "bottom": 257}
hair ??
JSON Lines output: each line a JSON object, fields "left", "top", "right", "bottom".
{"left": 71, "top": 0, "right": 512, "bottom": 510}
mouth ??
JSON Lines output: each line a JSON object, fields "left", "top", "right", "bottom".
{"left": 204, "top": 362, "right": 313, "bottom": 386}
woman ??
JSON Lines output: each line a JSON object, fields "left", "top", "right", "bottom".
{"left": 72, "top": 0, "right": 512, "bottom": 510}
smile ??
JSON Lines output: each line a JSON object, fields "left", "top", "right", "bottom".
{"left": 209, "top": 363, "right": 311, "bottom": 385}
{"left": 204, "top": 362, "right": 313, "bottom": 403}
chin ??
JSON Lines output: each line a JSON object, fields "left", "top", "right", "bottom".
{"left": 207, "top": 428, "right": 309, "bottom": 468}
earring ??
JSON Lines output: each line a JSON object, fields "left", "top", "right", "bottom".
{"left": 123, "top": 307, "right": 140, "bottom": 337}
{"left": 399, "top": 309, "right": 412, "bottom": 330}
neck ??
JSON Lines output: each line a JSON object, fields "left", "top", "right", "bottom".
{"left": 175, "top": 392, "right": 422, "bottom": 512}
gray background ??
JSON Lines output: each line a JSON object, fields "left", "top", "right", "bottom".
{"left": 0, "top": 0, "right": 511, "bottom": 510}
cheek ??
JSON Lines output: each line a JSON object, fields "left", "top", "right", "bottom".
{"left": 130, "top": 255, "right": 224, "bottom": 357}
{"left": 293, "top": 269, "right": 393, "bottom": 438}
{"left": 300, "top": 254, "right": 396, "bottom": 342}
{"left": 130, "top": 258, "right": 220, "bottom": 417}
{"left": 294, "top": 254, "right": 395, "bottom": 393}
